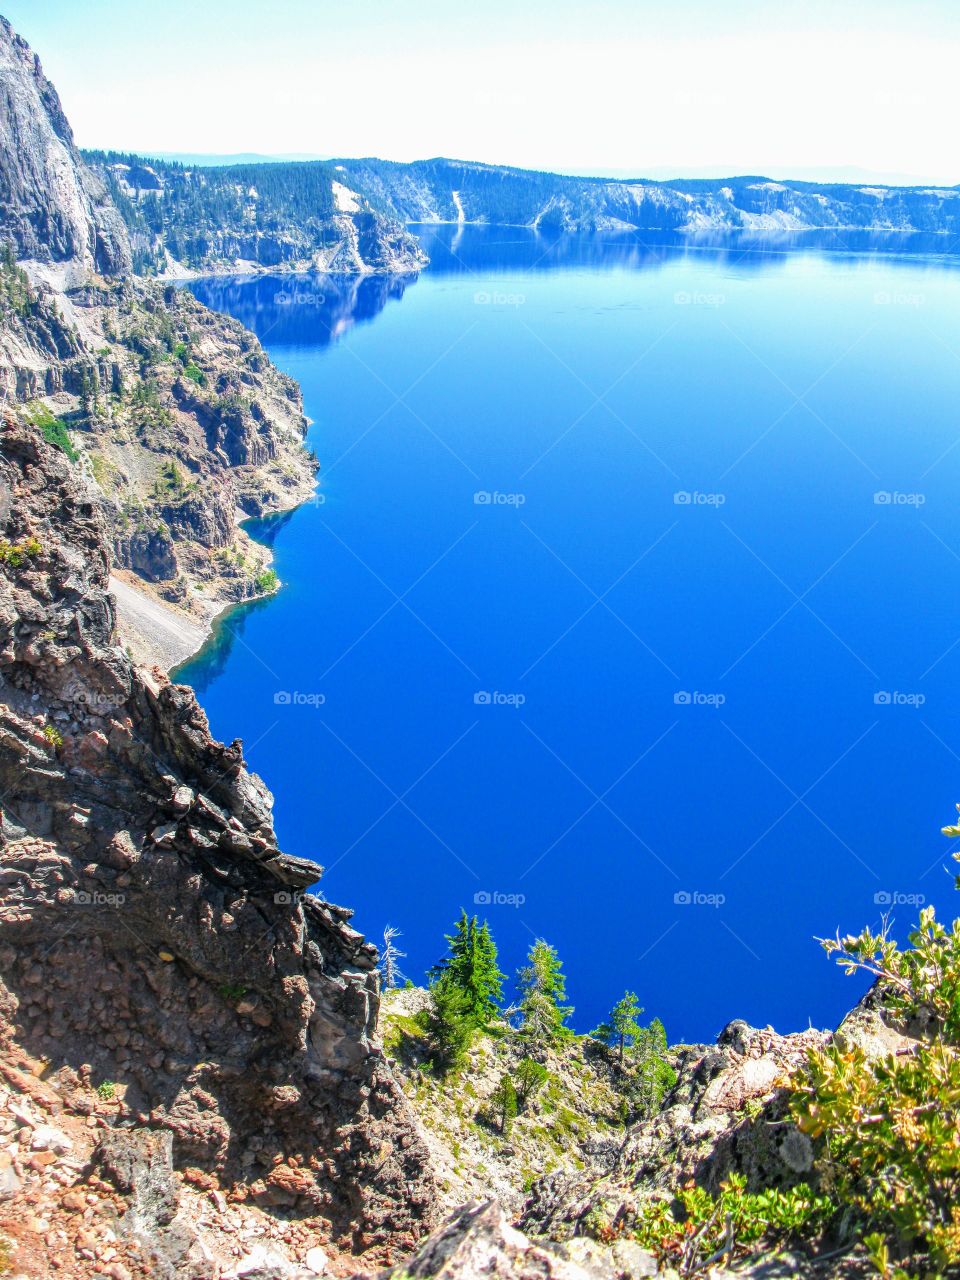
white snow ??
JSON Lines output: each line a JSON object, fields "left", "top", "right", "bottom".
{"left": 332, "top": 181, "right": 361, "bottom": 212}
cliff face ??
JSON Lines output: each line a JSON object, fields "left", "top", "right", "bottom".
{"left": 334, "top": 156, "right": 960, "bottom": 235}
{"left": 0, "top": 418, "right": 439, "bottom": 1274}
{"left": 0, "top": 17, "right": 131, "bottom": 278}
{"left": 0, "top": 16, "right": 441, "bottom": 1277}
{"left": 82, "top": 152, "right": 429, "bottom": 278}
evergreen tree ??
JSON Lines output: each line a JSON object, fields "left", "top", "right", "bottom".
{"left": 633, "top": 1017, "right": 677, "bottom": 1116}
{"left": 516, "top": 938, "right": 573, "bottom": 1045}
{"left": 592, "top": 990, "right": 645, "bottom": 1062}
{"left": 489, "top": 1073, "right": 518, "bottom": 1134}
{"left": 423, "top": 972, "right": 473, "bottom": 1075}
{"left": 515, "top": 1056, "right": 549, "bottom": 1107}
{"left": 431, "top": 910, "right": 504, "bottom": 1025}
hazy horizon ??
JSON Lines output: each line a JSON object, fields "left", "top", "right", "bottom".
{"left": 4, "top": 0, "right": 960, "bottom": 187}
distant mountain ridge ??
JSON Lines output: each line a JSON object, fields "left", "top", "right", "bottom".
{"left": 329, "top": 156, "right": 960, "bottom": 234}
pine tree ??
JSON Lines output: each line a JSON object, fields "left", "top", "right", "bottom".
{"left": 431, "top": 910, "right": 504, "bottom": 1026}
{"left": 515, "top": 1056, "right": 549, "bottom": 1108}
{"left": 634, "top": 1016, "right": 676, "bottom": 1116}
{"left": 592, "top": 990, "right": 644, "bottom": 1062}
{"left": 517, "top": 939, "right": 573, "bottom": 1046}
{"left": 424, "top": 972, "right": 473, "bottom": 1075}
{"left": 489, "top": 1073, "right": 518, "bottom": 1134}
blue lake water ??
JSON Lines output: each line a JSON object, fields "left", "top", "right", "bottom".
{"left": 181, "top": 226, "right": 960, "bottom": 1044}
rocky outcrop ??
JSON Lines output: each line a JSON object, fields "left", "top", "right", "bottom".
{"left": 519, "top": 1019, "right": 829, "bottom": 1246}
{"left": 0, "top": 17, "right": 131, "bottom": 277}
{"left": 0, "top": 418, "right": 440, "bottom": 1272}
{"left": 369, "top": 1201, "right": 658, "bottom": 1280}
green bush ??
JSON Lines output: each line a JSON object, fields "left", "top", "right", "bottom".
{"left": 634, "top": 1175, "right": 831, "bottom": 1274}
{"left": 254, "top": 568, "right": 279, "bottom": 593}
{"left": 791, "top": 902, "right": 960, "bottom": 1273}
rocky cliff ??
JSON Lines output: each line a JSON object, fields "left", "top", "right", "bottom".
{"left": 333, "top": 156, "right": 960, "bottom": 235}
{"left": 82, "top": 152, "right": 428, "bottom": 278}
{"left": 0, "top": 415, "right": 439, "bottom": 1277}
{"left": 0, "top": 17, "right": 130, "bottom": 279}
{"left": 0, "top": 17, "right": 442, "bottom": 1277}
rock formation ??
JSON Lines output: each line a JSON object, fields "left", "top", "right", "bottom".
{"left": 0, "top": 414, "right": 439, "bottom": 1275}
{"left": 0, "top": 16, "right": 130, "bottom": 279}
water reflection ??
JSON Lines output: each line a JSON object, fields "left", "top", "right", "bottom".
{"left": 414, "top": 223, "right": 960, "bottom": 277}
{"left": 188, "top": 271, "right": 419, "bottom": 349}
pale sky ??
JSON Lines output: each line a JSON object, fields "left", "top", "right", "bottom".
{"left": 4, "top": 0, "right": 959, "bottom": 184}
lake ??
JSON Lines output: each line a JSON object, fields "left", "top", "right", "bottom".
{"left": 181, "top": 225, "right": 960, "bottom": 1044}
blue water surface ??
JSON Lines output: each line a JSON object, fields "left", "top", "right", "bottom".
{"left": 180, "top": 226, "right": 960, "bottom": 1043}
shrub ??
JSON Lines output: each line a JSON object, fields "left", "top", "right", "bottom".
{"left": 634, "top": 1175, "right": 831, "bottom": 1275}
{"left": 254, "top": 568, "right": 279, "bottom": 593}
{"left": 791, "top": 900, "right": 960, "bottom": 1274}
{"left": 41, "top": 724, "right": 63, "bottom": 751}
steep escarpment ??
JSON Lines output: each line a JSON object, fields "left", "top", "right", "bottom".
{"left": 0, "top": 418, "right": 439, "bottom": 1276}
{"left": 82, "top": 151, "right": 428, "bottom": 278}
{"left": 0, "top": 251, "right": 316, "bottom": 667}
{"left": 333, "top": 156, "right": 960, "bottom": 235}
{"left": 0, "top": 10, "right": 321, "bottom": 666}
{"left": 0, "top": 17, "right": 130, "bottom": 278}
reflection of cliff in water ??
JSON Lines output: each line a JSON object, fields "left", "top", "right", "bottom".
{"left": 172, "top": 591, "right": 276, "bottom": 689}
{"left": 186, "top": 272, "right": 420, "bottom": 350}
{"left": 411, "top": 223, "right": 960, "bottom": 278}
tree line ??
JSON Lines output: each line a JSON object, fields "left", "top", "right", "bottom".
{"left": 380, "top": 911, "right": 676, "bottom": 1127}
